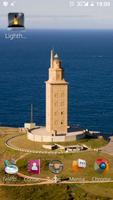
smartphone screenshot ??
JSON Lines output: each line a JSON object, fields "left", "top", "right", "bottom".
{"left": 0, "top": 0, "right": 113, "bottom": 199}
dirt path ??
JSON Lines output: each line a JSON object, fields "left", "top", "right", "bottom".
{"left": 0, "top": 180, "right": 113, "bottom": 187}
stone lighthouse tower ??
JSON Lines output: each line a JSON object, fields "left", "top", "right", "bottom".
{"left": 46, "top": 50, "right": 68, "bottom": 135}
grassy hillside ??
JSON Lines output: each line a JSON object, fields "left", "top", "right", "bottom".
{"left": 0, "top": 127, "right": 113, "bottom": 200}
{"left": 0, "top": 184, "right": 112, "bottom": 200}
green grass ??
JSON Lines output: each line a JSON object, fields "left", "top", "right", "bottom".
{"left": 0, "top": 184, "right": 112, "bottom": 200}
{"left": 0, "top": 128, "right": 24, "bottom": 163}
{"left": 0, "top": 127, "right": 113, "bottom": 200}
{"left": 80, "top": 183, "right": 113, "bottom": 199}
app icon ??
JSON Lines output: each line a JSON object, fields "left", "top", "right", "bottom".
{"left": 8, "top": 13, "right": 24, "bottom": 29}
{"left": 28, "top": 160, "right": 40, "bottom": 174}
{"left": 72, "top": 159, "right": 86, "bottom": 172}
{"left": 4, "top": 160, "right": 18, "bottom": 175}
{"left": 49, "top": 160, "right": 64, "bottom": 174}
{"left": 94, "top": 158, "right": 109, "bottom": 173}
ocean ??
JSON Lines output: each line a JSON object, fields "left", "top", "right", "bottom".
{"left": 0, "top": 29, "right": 113, "bottom": 135}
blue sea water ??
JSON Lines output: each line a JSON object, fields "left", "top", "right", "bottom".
{"left": 0, "top": 29, "right": 113, "bottom": 135}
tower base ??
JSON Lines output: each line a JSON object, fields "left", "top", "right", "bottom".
{"left": 27, "top": 126, "right": 85, "bottom": 142}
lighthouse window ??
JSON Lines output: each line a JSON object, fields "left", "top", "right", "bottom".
{"left": 54, "top": 111, "right": 58, "bottom": 115}
{"left": 55, "top": 121, "right": 58, "bottom": 125}
{"left": 54, "top": 102, "right": 58, "bottom": 106}
{"left": 54, "top": 93, "right": 58, "bottom": 97}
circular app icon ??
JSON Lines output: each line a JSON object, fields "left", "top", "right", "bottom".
{"left": 49, "top": 160, "right": 64, "bottom": 174}
{"left": 94, "top": 158, "right": 109, "bottom": 173}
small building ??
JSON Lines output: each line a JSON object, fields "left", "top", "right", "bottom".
{"left": 24, "top": 123, "right": 36, "bottom": 130}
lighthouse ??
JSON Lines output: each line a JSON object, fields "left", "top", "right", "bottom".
{"left": 46, "top": 50, "right": 68, "bottom": 135}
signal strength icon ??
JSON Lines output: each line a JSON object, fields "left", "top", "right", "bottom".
{"left": 84, "top": 2, "right": 89, "bottom": 6}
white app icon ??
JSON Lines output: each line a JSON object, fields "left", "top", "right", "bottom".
{"left": 77, "top": 159, "right": 86, "bottom": 168}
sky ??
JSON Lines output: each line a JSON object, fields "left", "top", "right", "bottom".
{"left": 0, "top": 0, "right": 113, "bottom": 29}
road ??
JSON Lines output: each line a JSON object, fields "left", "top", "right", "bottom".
{"left": 100, "top": 136, "right": 113, "bottom": 156}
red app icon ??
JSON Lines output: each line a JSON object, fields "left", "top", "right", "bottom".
{"left": 28, "top": 160, "right": 40, "bottom": 174}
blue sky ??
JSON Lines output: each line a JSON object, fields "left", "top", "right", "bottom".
{"left": 0, "top": 0, "right": 113, "bottom": 29}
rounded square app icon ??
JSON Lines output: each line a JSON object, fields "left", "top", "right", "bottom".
{"left": 28, "top": 160, "right": 40, "bottom": 174}
{"left": 8, "top": 13, "right": 24, "bottom": 29}
{"left": 72, "top": 159, "right": 87, "bottom": 173}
